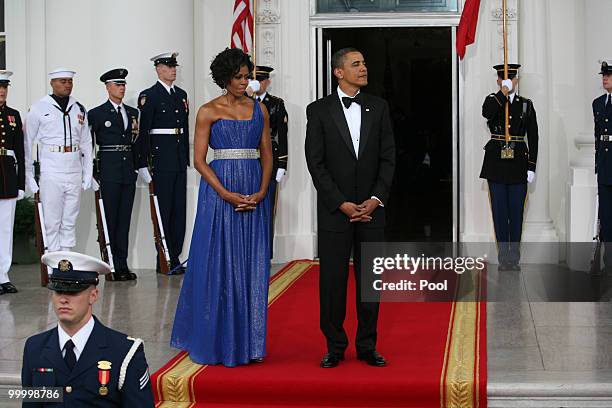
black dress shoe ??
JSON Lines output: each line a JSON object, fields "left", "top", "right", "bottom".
{"left": 250, "top": 357, "right": 264, "bottom": 364}
{"left": 357, "top": 351, "right": 387, "bottom": 367}
{"left": 509, "top": 263, "right": 521, "bottom": 271}
{"left": 0, "top": 285, "right": 5, "bottom": 295}
{"left": 1, "top": 282, "right": 18, "bottom": 294}
{"left": 320, "top": 352, "right": 344, "bottom": 368}
{"left": 172, "top": 266, "right": 185, "bottom": 275}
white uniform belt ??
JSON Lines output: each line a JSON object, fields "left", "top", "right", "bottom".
{"left": 45, "top": 144, "right": 80, "bottom": 153}
{"left": 0, "top": 148, "right": 15, "bottom": 157}
{"left": 149, "top": 128, "right": 184, "bottom": 135}
{"left": 213, "top": 149, "right": 260, "bottom": 160}
{"left": 600, "top": 135, "right": 612, "bottom": 141}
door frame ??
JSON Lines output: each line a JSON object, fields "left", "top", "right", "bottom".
{"left": 310, "top": 15, "right": 462, "bottom": 244}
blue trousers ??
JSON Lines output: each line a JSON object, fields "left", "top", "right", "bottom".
{"left": 488, "top": 182, "right": 528, "bottom": 264}
{"left": 599, "top": 183, "right": 612, "bottom": 269}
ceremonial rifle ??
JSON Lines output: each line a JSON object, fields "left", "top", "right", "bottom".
{"left": 147, "top": 158, "right": 171, "bottom": 274}
{"left": 33, "top": 147, "right": 51, "bottom": 286}
{"left": 591, "top": 195, "right": 602, "bottom": 275}
{"left": 92, "top": 139, "right": 116, "bottom": 279}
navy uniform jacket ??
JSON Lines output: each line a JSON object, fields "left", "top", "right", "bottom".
{"left": 88, "top": 101, "right": 139, "bottom": 184}
{"left": 0, "top": 105, "right": 25, "bottom": 198}
{"left": 480, "top": 90, "right": 539, "bottom": 184}
{"left": 593, "top": 94, "right": 612, "bottom": 186}
{"left": 136, "top": 82, "right": 189, "bottom": 172}
{"left": 261, "top": 93, "right": 288, "bottom": 176}
{"left": 22, "top": 316, "right": 154, "bottom": 407}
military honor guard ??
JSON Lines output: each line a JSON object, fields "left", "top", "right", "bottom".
{"left": 593, "top": 61, "right": 612, "bottom": 274}
{"left": 254, "top": 66, "right": 288, "bottom": 257}
{"left": 21, "top": 251, "right": 155, "bottom": 406}
{"left": 137, "top": 52, "right": 189, "bottom": 274}
{"left": 25, "top": 68, "right": 93, "bottom": 252}
{"left": 89, "top": 68, "right": 149, "bottom": 281}
{"left": 481, "top": 64, "right": 538, "bottom": 270}
{"left": 0, "top": 71, "right": 24, "bottom": 295}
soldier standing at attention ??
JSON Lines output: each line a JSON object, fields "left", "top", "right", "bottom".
{"left": 137, "top": 52, "right": 189, "bottom": 274}
{"left": 25, "top": 69, "right": 93, "bottom": 252}
{"left": 481, "top": 64, "right": 538, "bottom": 271}
{"left": 593, "top": 61, "right": 612, "bottom": 275}
{"left": 89, "top": 68, "right": 150, "bottom": 280}
{"left": 21, "top": 251, "right": 154, "bottom": 406}
{"left": 254, "top": 66, "right": 288, "bottom": 258}
{"left": 0, "top": 70, "right": 24, "bottom": 295}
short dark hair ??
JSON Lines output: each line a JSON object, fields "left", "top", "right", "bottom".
{"left": 210, "top": 48, "right": 254, "bottom": 89}
{"left": 331, "top": 47, "right": 361, "bottom": 71}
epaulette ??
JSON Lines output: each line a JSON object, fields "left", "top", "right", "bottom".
{"left": 118, "top": 336, "right": 144, "bottom": 390}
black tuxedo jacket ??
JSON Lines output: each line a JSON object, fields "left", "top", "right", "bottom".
{"left": 305, "top": 91, "right": 395, "bottom": 232}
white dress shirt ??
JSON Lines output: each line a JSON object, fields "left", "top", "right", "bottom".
{"left": 337, "top": 86, "right": 362, "bottom": 158}
{"left": 109, "top": 100, "right": 128, "bottom": 129}
{"left": 58, "top": 316, "right": 95, "bottom": 361}
{"left": 256, "top": 91, "right": 267, "bottom": 102}
{"left": 157, "top": 79, "right": 175, "bottom": 95}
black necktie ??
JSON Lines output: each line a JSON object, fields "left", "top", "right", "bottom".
{"left": 606, "top": 94, "right": 611, "bottom": 110}
{"left": 342, "top": 94, "right": 362, "bottom": 109}
{"left": 64, "top": 340, "right": 76, "bottom": 371}
{"left": 170, "top": 88, "right": 176, "bottom": 97}
{"left": 117, "top": 106, "right": 125, "bottom": 128}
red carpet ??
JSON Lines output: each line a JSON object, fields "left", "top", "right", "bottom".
{"left": 153, "top": 260, "right": 486, "bottom": 407}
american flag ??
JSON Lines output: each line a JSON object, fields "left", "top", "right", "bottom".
{"left": 231, "top": 0, "right": 254, "bottom": 53}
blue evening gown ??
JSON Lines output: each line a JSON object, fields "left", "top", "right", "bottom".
{"left": 170, "top": 100, "right": 270, "bottom": 367}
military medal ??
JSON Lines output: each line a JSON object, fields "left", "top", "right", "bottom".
{"left": 183, "top": 98, "right": 188, "bottom": 111}
{"left": 139, "top": 96, "right": 146, "bottom": 106}
{"left": 97, "top": 360, "right": 112, "bottom": 396}
{"left": 131, "top": 117, "right": 139, "bottom": 142}
{"left": 77, "top": 113, "right": 85, "bottom": 125}
{"left": 7, "top": 115, "right": 16, "bottom": 127}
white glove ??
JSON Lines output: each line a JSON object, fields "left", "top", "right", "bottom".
{"left": 82, "top": 176, "right": 92, "bottom": 191}
{"left": 501, "top": 79, "right": 513, "bottom": 93}
{"left": 138, "top": 167, "right": 152, "bottom": 184}
{"left": 527, "top": 170, "right": 535, "bottom": 184}
{"left": 247, "top": 79, "right": 260, "bottom": 94}
{"left": 17, "top": 190, "right": 25, "bottom": 200}
{"left": 275, "top": 168, "right": 286, "bottom": 183}
{"left": 92, "top": 179, "right": 100, "bottom": 192}
{"left": 26, "top": 175, "right": 39, "bottom": 194}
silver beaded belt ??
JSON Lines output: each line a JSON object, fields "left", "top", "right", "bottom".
{"left": 0, "top": 148, "right": 15, "bottom": 157}
{"left": 99, "top": 145, "right": 132, "bottom": 152}
{"left": 600, "top": 135, "right": 612, "bottom": 142}
{"left": 213, "top": 149, "right": 260, "bottom": 160}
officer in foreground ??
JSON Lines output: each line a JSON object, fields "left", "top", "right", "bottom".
{"left": 21, "top": 251, "right": 154, "bottom": 407}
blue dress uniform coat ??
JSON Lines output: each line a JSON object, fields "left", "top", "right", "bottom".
{"left": 21, "top": 316, "right": 154, "bottom": 407}
{"left": 593, "top": 94, "right": 612, "bottom": 269}
{"left": 136, "top": 82, "right": 189, "bottom": 268}
{"left": 260, "top": 93, "right": 288, "bottom": 258}
{"left": 88, "top": 101, "right": 140, "bottom": 272}
{"left": 0, "top": 105, "right": 25, "bottom": 198}
{"left": 480, "top": 90, "right": 539, "bottom": 266}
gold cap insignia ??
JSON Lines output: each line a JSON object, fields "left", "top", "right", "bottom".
{"left": 58, "top": 260, "right": 72, "bottom": 272}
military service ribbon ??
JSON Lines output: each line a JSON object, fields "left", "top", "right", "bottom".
{"left": 97, "top": 360, "right": 112, "bottom": 396}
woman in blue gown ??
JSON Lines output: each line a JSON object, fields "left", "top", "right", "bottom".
{"left": 171, "top": 48, "right": 273, "bottom": 367}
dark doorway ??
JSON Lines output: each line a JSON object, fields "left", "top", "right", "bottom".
{"left": 320, "top": 27, "right": 454, "bottom": 242}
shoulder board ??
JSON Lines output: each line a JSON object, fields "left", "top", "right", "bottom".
{"left": 488, "top": 93, "right": 496, "bottom": 97}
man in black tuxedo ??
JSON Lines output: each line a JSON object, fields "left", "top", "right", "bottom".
{"left": 305, "top": 48, "right": 395, "bottom": 368}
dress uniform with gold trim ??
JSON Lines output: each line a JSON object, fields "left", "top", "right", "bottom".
{"left": 21, "top": 252, "right": 154, "bottom": 407}
{"left": 88, "top": 68, "right": 141, "bottom": 280}
{"left": 480, "top": 64, "right": 539, "bottom": 270}
{"left": 593, "top": 60, "right": 612, "bottom": 273}
{"left": 0, "top": 71, "right": 23, "bottom": 295}
{"left": 254, "top": 66, "right": 288, "bottom": 258}
{"left": 136, "top": 52, "right": 189, "bottom": 273}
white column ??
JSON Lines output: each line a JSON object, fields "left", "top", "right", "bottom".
{"left": 517, "top": 0, "right": 559, "bottom": 262}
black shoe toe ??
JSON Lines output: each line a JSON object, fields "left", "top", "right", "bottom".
{"left": 1, "top": 282, "right": 18, "bottom": 293}
{"left": 357, "top": 351, "right": 387, "bottom": 367}
{"left": 320, "top": 352, "right": 344, "bottom": 368}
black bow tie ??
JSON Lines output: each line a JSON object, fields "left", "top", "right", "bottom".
{"left": 342, "top": 94, "right": 362, "bottom": 109}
